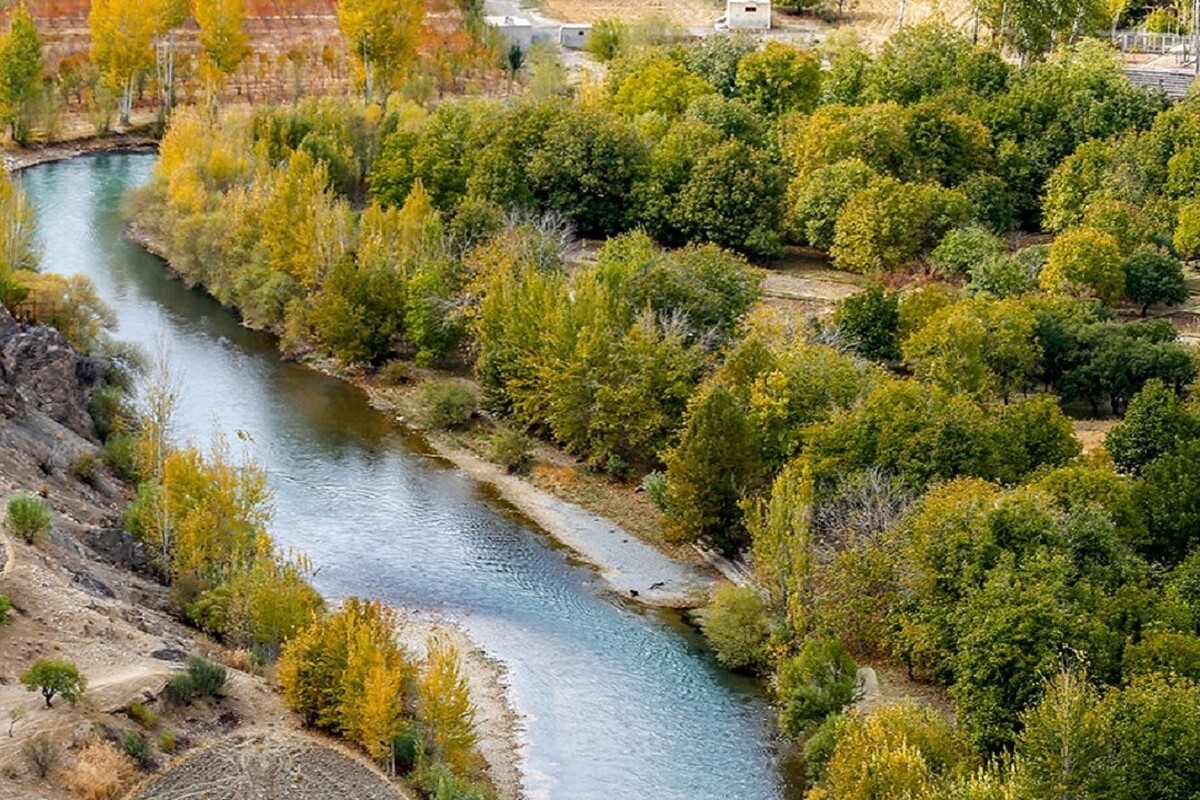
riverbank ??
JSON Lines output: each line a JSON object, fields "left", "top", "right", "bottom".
{"left": 124, "top": 219, "right": 722, "bottom": 608}
{"left": 3, "top": 131, "right": 159, "bottom": 173}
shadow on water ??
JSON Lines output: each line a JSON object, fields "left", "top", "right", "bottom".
{"left": 22, "top": 151, "right": 789, "bottom": 800}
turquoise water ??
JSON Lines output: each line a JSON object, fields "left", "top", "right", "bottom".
{"left": 22, "top": 152, "right": 784, "bottom": 800}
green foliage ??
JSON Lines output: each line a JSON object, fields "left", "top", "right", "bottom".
{"left": 585, "top": 18, "right": 628, "bottom": 62}
{"left": 611, "top": 58, "right": 714, "bottom": 119}
{"left": 813, "top": 702, "right": 970, "bottom": 799}
{"left": 929, "top": 226, "right": 1005, "bottom": 278}
{"left": 415, "top": 381, "right": 478, "bottom": 430}
{"left": 488, "top": 426, "right": 533, "bottom": 474}
{"left": 831, "top": 177, "right": 970, "bottom": 273}
{"left": 1105, "top": 379, "right": 1197, "bottom": 474}
{"left": 0, "top": 6, "right": 42, "bottom": 143}
{"left": 1125, "top": 631, "right": 1200, "bottom": 681}
{"left": 662, "top": 384, "right": 763, "bottom": 553}
{"left": 684, "top": 33, "right": 758, "bottom": 97}
{"left": 1102, "top": 674, "right": 1200, "bottom": 800}
{"left": 21, "top": 658, "right": 86, "bottom": 708}
{"left": 6, "top": 492, "right": 51, "bottom": 544}
{"left": 834, "top": 283, "right": 900, "bottom": 361}
{"left": 1133, "top": 439, "right": 1200, "bottom": 564}
{"left": 0, "top": 594, "right": 10, "bottom": 624}
{"left": 861, "top": 22, "right": 1007, "bottom": 105}
{"left": 735, "top": 42, "right": 821, "bottom": 118}
{"left": 121, "top": 732, "right": 151, "bottom": 766}
{"left": 775, "top": 637, "right": 857, "bottom": 738}
{"left": 1016, "top": 671, "right": 1108, "bottom": 799}
{"left": 786, "top": 158, "right": 877, "bottom": 249}
{"left": 1040, "top": 226, "right": 1125, "bottom": 304}
{"left": 699, "top": 584, "right": 770, "bottom": 671}
{"left": 127, "top": 700, "right": 159, "bottom": 729}
{"left": 1123, "top": 247, "right": 1188, "bottom": 315}
{"left": 186, "top": 657, "right": 228, "bottom": 699}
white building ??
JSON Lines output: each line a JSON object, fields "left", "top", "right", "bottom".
{"left": 726, "top": 0, "right": 772, "bottom": 29}
{"left": 560, "top": 23, "right": 592, "bottom": 49}
{"left": 485, "top": 15, "right": 535, "bottom": 51}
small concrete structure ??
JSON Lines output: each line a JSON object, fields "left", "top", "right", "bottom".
{"left": 726, "top": 0, "right": 772, "bottom": 29}
{"left": 560, "top": 23, "right": 592, "bottom": 49}
{"left": 485, "top": 15, "right": 534, "bottom": 51}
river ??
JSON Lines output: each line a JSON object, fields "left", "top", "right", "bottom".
{"left": 22, "top": 152, "right": 785, "bottom": 800}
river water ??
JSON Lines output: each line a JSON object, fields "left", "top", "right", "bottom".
{"left": 22, "top": 152, "right": 784, "bottom": 800}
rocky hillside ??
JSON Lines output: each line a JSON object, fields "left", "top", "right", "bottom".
{"left": 0, "top": 305, "right": 406, "bottom": 800}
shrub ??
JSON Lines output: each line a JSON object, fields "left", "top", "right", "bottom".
{"left": 1124, "top": 631, "right": 1200, "bottom": 681}
{"left": 158, "top": 730, "right": 177, "bottom": 754}
{"left": 120, "top": 733, "right": 151, "bottom": 767}
{"left": 834, "top": 283, "right": 900, "bottom": 361}
{"left": 803, "top": 713, "right": 844, "bottom": 784}
{"left": 410, "top": 759, "right": 486, "bottom": 800}
{"left": 88, "top": 385, "right": 132, "bottom": 441}
{"left": 378, "top": 360, "right": 413, "bottom": 386}
{"left": 699, "top": 584, "right": 771, "bottom": 671}
{"left": 22, "top": 733, "right": 59, "bottom": 778}
{"left": 0, "top": 594, "right": 10, "bottom": 624}
{"left": 20, "top": 659, "right": 86, "bottom": 707}
{"left": 63, "top": 739, "right": 136, "bottom": 800}
{"left": 6, "top": 492, "right": 51, "bottom": 544}
{"left": 489, "top": 426, "right": 533, "bottom": 473}
{"left": 585, "top": 18, "right": 627, "bottom": 62}
{"left": 127, "top": 701, "right": 159, "bottom": 729}
{"left": 775, "top": 637, "right": 858, "bottom": 738}
{"left": 102, "top": 433, "right": 140, "bottom": 482}
{"left": 641, "top": 471, "right": 671, "bottom": 514}
{"left": 164, "top": 673, "right": 196, "bottom": 705}
{"left": 180, "top": 657, "right": 227, "bottom": 701}
{"left": 415, "top": 381, "right": 478, "bottom": 430}
{"left": 69, "top": 451, "right": 104, "bottom": 487}
{"left": 930, "top": 226, "right": 1006, "bottom": 278}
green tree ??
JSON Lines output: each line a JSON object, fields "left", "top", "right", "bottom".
{"left": 662, "top": 384, "right": 764, "bottom": 554}
{"left": 734, "top": 42, "right": 820, "bottom": 118}
{"left": 1016, "top": 670, "right": 1110, "bottom": 799}
{"left": 674, "top": 138, "right": 785, "bottom": 256}
{"left": 785, "top": 158, "right": 877, "bottom": 249}
{"left": 831, "top": 178, "right": 970, "bottom": 273}
{"left": 834, "top": 283, "right": 900, "bottom": 361}
{"left": 585, "top": 18, "right": 627, "bottom": 62}
{"left": 683, "top": 32, "right": 758, "bottom": 97}
{"left": 775, "top": 637, "right": 858, "bottom": 738}
{"left": 1105, "top": 379, "right": 1197, "bottom": 475}
{"left": 417, "top": 637, "right": 478, "bottom": 775}
{"left": 1123, "top": 247, "right": 1188, "bottom": 316}
{"left": 0, "top": 6, "right": 42, "bottom": 143}
{"left": 336, "top": 0, "right": 424, "bottom": 102}
{"left": 21, "top": 659, "right": 86, "bottom": 707}
{"left": 1133, "top": 440, "right": 1200, "bottom": 564}
{"left": 1175, "top": 199, "right": 1200, "bottom": 260}
{"left": 1102, "top": 675, "right": 1200, "bottom": 800}
{"left": 1040, "top": 227, "right": 1125, "bottom": 305}
{"left": 699, "top": 585, "right": 770, "bottom": 671}
{"left": 611, "top": 58, "right": 714, "bottom": 119}
{"left": 929, "top": 226, "right": 1005, "bottom": 279}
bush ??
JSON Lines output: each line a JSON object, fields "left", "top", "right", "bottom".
{"left": 489, "top": 426, "right": 533, "bottom": 473}
{"left": 120, "top": 733, "right": 151, "bottom": 767}
{"left": 69, "top": 451, "right": 104, "bottom": 487}
{"left": 699, "top": 584, "right": 771, "bottom": 671}
{"left": 158, "top": 730, "right": 177, "bottom": 754}
{"left": 586, "top": 18, "right": 627, "bottom": 62}
{"left": 20, "top": 659, "right": 86, "bottom": 707}
{"left": 1041, "top": 226, "right": 1125, "bottom": 304}
{"left": 775, "top": 637, "right": 858, "bottom": 738}
{"left": 63, "top": 739, "right": 136, "bottom": 800}
{"left": 22, "top": 733, "right": 59, "bottom": 778}
{"left": 0, "top": 594, "right": 10, "bottom": 624}
{"left": 1123, "top": 247, "right": 1188, "bottom": 315}
{"left": 6, "top": 492, "right": 51, "bottom": 544}
{"left": 378, "top": 360, "right": 413, "bottom": 386}
{"left": 641, "top": 470, "right": 671, "bottom": 514}
{"left": 803, "top": 713, "right": 844, "bottom": 784}
{"left": 930, "top": 226, "right": 1005, "bottom": 278}
{"left": 410, "top": 759, "right": 486, "bottom": 800}
{"left": 415, "top": 381, "right": 478, "bottom": 430}
{"left": 834, "top": 283, "right": 901, "bottom": 361}
{"left": 88, "top": 385, "right": 132, "bottom": 441}
{"left": 102, "top": 433, "right": 140, "bottom": 482}
{"left": 166, "top": 661, "right": 230, "bottom": 706}
{"left": 127, "top": 701, "right": 159, "bottom": 729}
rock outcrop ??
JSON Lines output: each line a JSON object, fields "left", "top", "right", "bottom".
{"left": 0, "top": 304, "right": 102, "bottom": 440}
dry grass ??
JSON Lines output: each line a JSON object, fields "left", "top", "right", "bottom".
{"left": 63, "top": 739, "right": 137, "bottom": 800}
{"left": 542, "top": 0, "right": 724, "bottom": 27}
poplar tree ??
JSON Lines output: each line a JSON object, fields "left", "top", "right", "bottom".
{"left": 89, "top": 0, "right": 158, "bottom": 126}
{"left": 336, "top": 0, "right": 424, "bottom": 103}
{"left": 193, "top": 0, "right": 249, "bottom": 101}
{"left": 0, "top": 6, "right": 42, "bottom": 143}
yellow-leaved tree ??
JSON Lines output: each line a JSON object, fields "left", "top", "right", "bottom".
{"left": 336, "top": 0, "right": 424, "bottom": 103}
{"left": 89, "top": 0, "right": 158, "bottom": 126}
{"left": 416, "top": 636, "right": 478, "bottom": 775}
{"left": 192, "top": 0, "right": 250, "bottom": 102}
